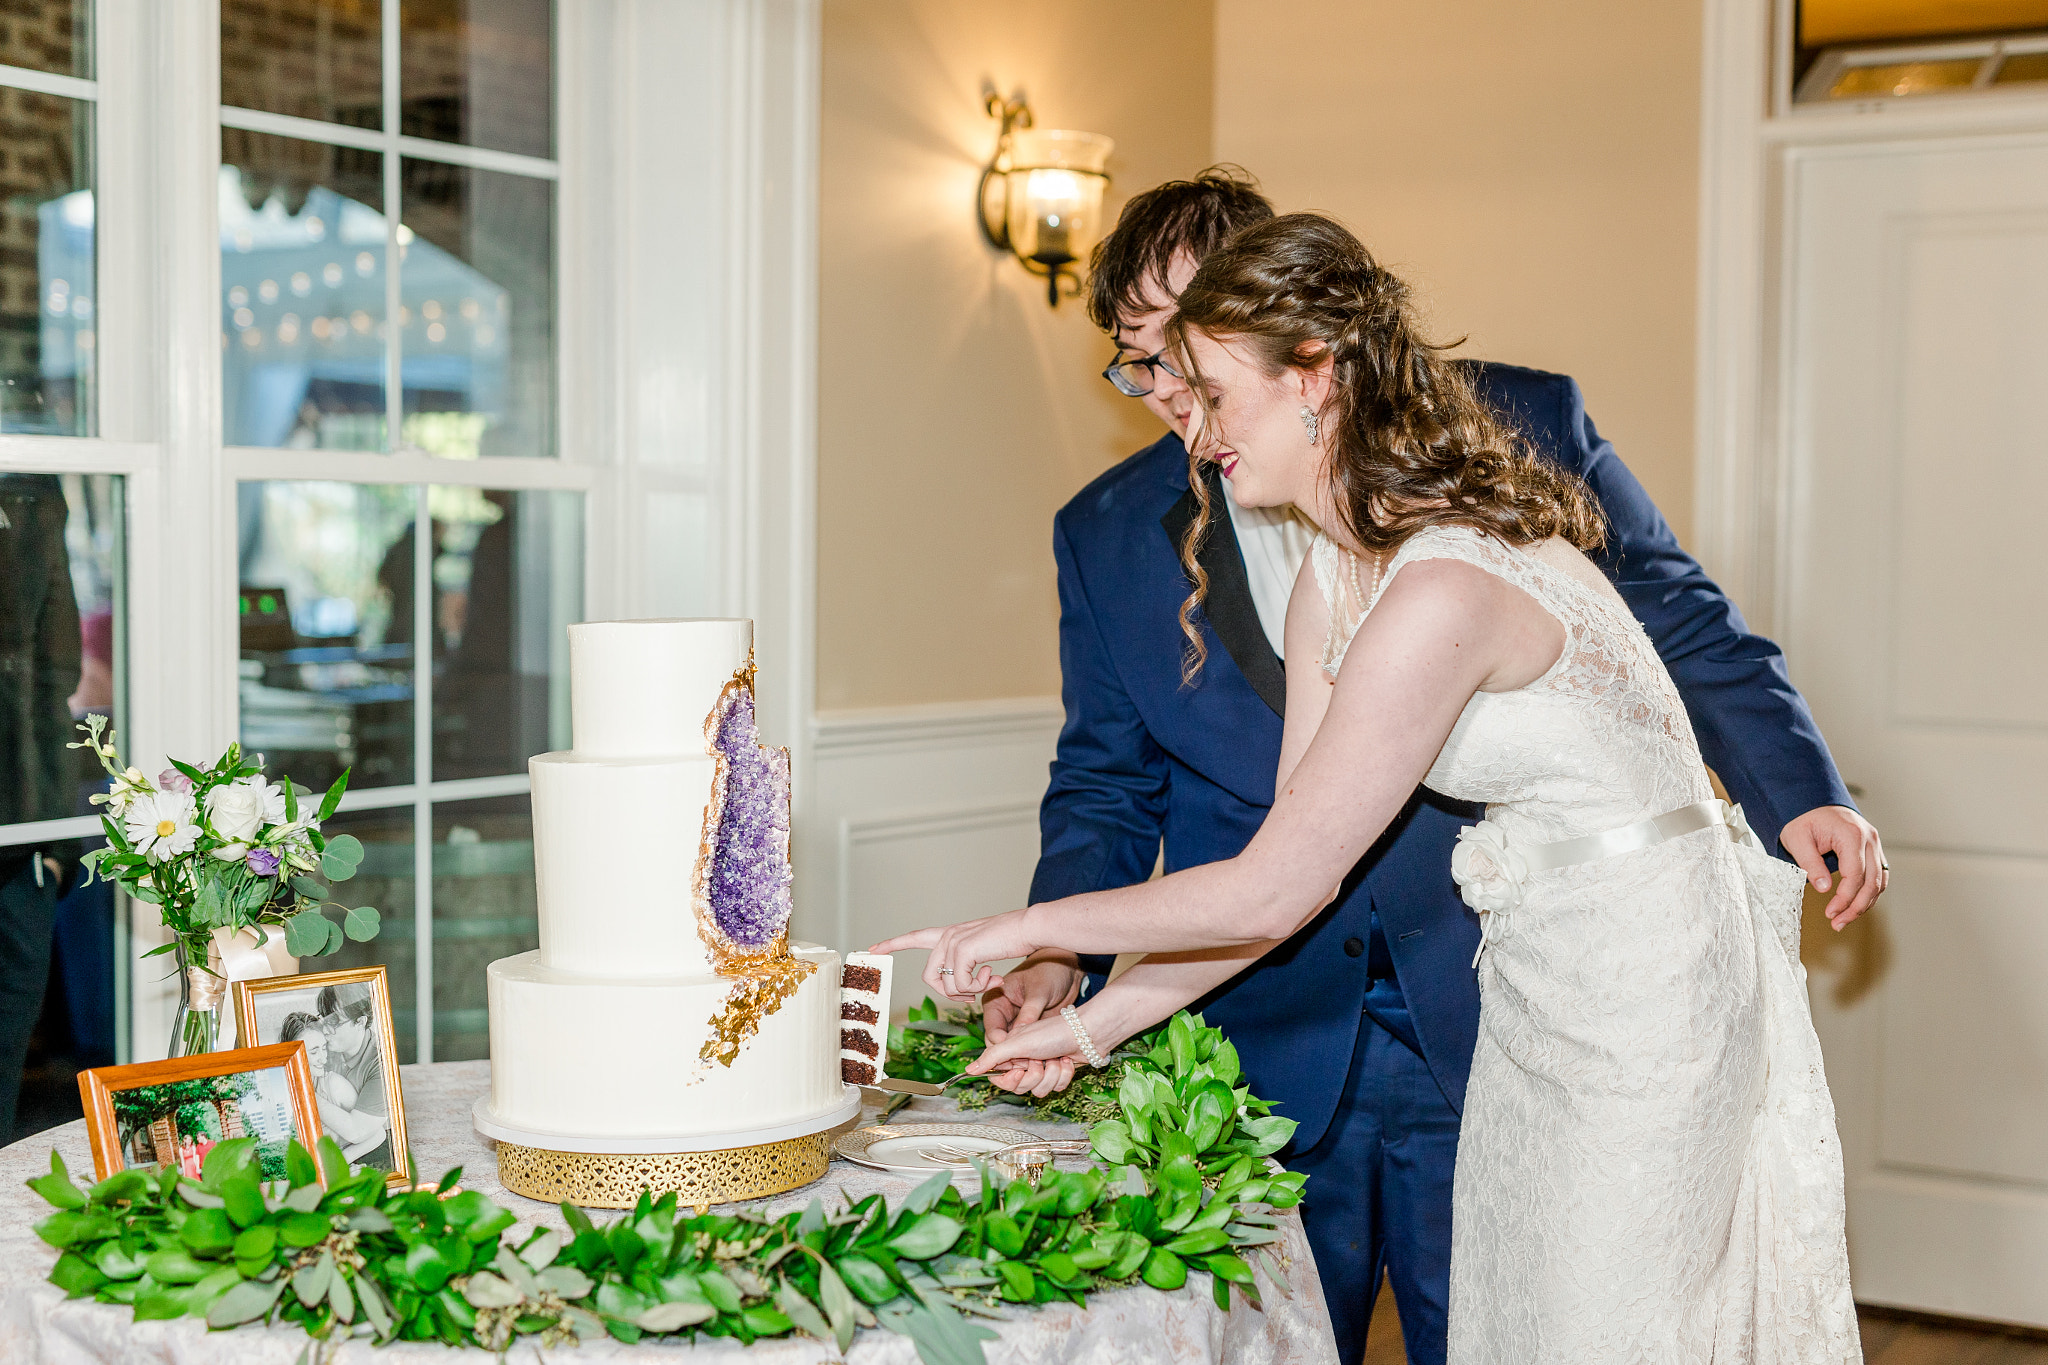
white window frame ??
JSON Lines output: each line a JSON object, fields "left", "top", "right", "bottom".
{"left": 0, "top": 0, "right": 823, "bottom": 1065}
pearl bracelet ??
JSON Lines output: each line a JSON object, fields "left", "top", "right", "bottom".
{"left": 1060, "top": 1004, "right": 1107, "bottom": 1069}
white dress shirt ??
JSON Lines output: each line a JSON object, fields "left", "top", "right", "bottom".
{"left": 1219, "top": 475, "right": 1315, "bottom": 661}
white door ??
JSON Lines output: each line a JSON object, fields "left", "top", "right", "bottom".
{"left": 1783, "top": 133, "right": 2048, "bottom": 1327}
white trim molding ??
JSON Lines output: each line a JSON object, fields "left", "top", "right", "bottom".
{"left": 798, "top": 698, "right": 1064, "bottom": 955}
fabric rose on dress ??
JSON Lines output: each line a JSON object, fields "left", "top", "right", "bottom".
{"left": 126, "top": 790, "right": 200, "bottom": 863}
{"left": 1451, "top": 820, "right": 1529, "bottom": 916}
{"left": 205, "top": 775, "right": 286, "bottom": 841}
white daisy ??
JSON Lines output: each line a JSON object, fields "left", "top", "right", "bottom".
{"left": 126, "top": 790, "right": 200, "bottom": 863}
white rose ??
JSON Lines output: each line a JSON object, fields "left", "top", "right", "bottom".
{"left": 204, "top": 779, "right": 267, "bottom": 841}
{"left": 1451, "top": 820, "right": 1529, "bottom": 917}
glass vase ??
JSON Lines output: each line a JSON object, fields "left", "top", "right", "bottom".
{"left": 167, "top": 937, "right": 231, "bottom": 1058}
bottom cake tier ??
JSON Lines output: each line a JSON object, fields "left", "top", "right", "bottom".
{"left": 485, "top": 942, "right": 844, "bottom": 1139}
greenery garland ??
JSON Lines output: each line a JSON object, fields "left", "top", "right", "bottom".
{"left": 30, "top": 1010, "right": 1306, "bottom": 1364}
{"left": 887, "top": 997, "right": 1137, "bottom": 1124}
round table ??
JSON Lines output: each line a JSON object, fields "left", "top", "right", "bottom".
{"left": 0, "top": 1061, "right": 1339, "bottom": 1363}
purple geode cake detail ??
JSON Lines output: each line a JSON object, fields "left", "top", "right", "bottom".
{"left": 691, "top": 659, "right": 816, "bottom": 1067}
{"left": 694, "top": 665, "right": 795, "bottom": 963}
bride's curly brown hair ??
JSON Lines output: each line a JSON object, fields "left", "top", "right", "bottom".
{"left": 1163, "top": 213, "right": 1605, "bottom": 680}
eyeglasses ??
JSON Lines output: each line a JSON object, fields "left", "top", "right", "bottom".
{"left": 1102, "top": 347, "right": 1184, "bottom": 397}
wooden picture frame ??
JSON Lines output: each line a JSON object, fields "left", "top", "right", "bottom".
{"left": 233, "top": 965, "right": 412, "bottom": 1190}
{"left": 78, "top": 1042, "right": 321, "bottom": 1182}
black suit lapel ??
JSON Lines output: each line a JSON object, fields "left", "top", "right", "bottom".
{"left": 1160, "top": 470, "right": 1287, "bottom": 718}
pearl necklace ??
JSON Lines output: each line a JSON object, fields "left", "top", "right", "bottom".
{"left": 1348, "top": 547, "right": 1385, "bottom": 611}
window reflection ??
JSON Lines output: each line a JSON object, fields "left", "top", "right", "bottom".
{"left": 400, "top": 160, "right": 553, "bottom": 458}
{"left": 424, "top": 488, "right": 579, "bottom": 780}
{"left": 401, "top": 0, "right": 553, "bottom": 159}
{"left": 237, "top": 481, "right": 416, "bottom": 791}
{"left": 0, "top": 0, "right": 91, "bottom": 79}
{"left": 220, "top": 0, "right": 381, "bottom": 129}
{"left": 221, "top": 133, "right": 387, "bottom": 450}
{"left": 4, "top": 91, "right": 93, "bottom": 436}
{"left": 308, "top": 807, "right": 416, "bottom": 1061}
{"left": 430, "top": 795, "right": 536, "bottom": 1061}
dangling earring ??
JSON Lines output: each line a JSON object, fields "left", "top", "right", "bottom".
{"left": 1299, "top": 405, "right": 1320, "bottom": 443}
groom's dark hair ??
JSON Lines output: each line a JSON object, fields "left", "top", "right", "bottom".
{"left": 1086, "top": 165, "right": 1274, "bottom": 335}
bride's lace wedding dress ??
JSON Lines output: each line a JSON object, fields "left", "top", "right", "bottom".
{"left": 1314, "top": 524, "right": 1860, "bottom": 1363}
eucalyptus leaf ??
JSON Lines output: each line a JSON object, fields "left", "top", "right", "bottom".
{"left": 293, "top": 1252, "right": 333, "bottom": 1307}
{"left": 774, "top": 1278, "right": 833, "bottom": 1341}
{"left": 635, "top": 1300, "right": 715, "bottom": 1332}
{"left": 461, "top": 1270, "right": 523, "bottom": 1309}
{"left": 342, "top": 903, "right": 380, "bottom": 942}
{"left": 206, "top": 1276, "right": 285, "bottom": 1328}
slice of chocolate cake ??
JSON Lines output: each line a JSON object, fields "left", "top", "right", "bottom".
{"left": 840, "top": 952, "right": 893, "bottom": 1086}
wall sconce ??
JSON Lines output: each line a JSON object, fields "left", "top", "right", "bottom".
{"left": 977, "top": 93, "right": 1113, "bottom": 308}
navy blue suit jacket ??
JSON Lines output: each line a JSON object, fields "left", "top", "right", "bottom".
{"left": 1029, "top": 361, "right": 1853, "bottom": 1155}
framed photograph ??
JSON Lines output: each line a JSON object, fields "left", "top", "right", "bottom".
{"left": 78, "top": 1042, "right": 321, "bottom": 1182}
{"left": 233, "top": 965, "right": 411, "bottom": 1189}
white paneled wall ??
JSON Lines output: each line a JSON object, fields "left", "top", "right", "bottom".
{"left": 792, "top": 699, "right": 1062, "bottom": 1010}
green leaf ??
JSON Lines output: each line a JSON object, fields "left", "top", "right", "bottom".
{"left": 1038, "top": 1251, "right": 1085, "bottom": 1286}
{"left": 232, "top": 1224, "right": 278, "bottom": 1262}
{"left": 436, "top": 1164, "right": 464, "bottom": 1194}
{"left": 404, "top": 1240, "right": 451, "bottom": 1293}
{"left": 1140, "top": 1247, "right": 1187, "bottom": 1291}
{"left": 996, "top": 1260, "right": 1034, "bottom": 1302}
{"left": 697, "top": 1269, "right": 743, "bottom": 1315}
{"left": 1168, "top": 1013, "right": 1195, "bottom": 1075}
{"left": 980, "top": 1211, "right": 1024, "bottom": 1258}
{"left": 283, "top": 909, "right": 333, "bottom": 958}
{"left": 132, "top": 1288, "right": 191, "bottom": 1320}
{"left": 327, "top": 1264, "right": 356, "bottom": 1323}
{"left": 322, "top": 833, "right": 363, "bottom": 868}
{"left": 87, "top": 1169, "right": 150, "bottom": 1205}
{"left": 902, "top": 1166, "right": 954, "bottom": 1215}
{"left": 180, "top": 1207, "right": 236, "bottom": 1256}
{"left": 281, "top": 1183, "right": 323, "bottom": 1212}
{"left": 95, "top": 1243, "right": 148, "bottom": 1281}
{"left": 290, "top": 876, "right": 329, "bottom": 901}
{"left": 206, "top": 1276, "right": 285, "bottom": 1328}
{"left": 284, "top": 1140, "right": 319, "bottom": 1188}
{"left": 1089, "top": 1119, "right": 1133, "bottom": 1165}
{"left": 817, "top": 1258, "right": 858, "bottom": 1353}
{"left": 283, "top": 778, "right": 298, "bottom": 824}
{"left": 280, "top": 1210, "right": 331, "bottom": 1248}
{"left": 146, "top": 1247, "right": 209, "bottom": 1285}
{"left": 317, "top": 769, "right": 350, "bottom": 823}
{"left": 28, "top": 1150, "right": 86, "bottom": 1209}
{"left": 342, "top": 903, "right": 380, "bottom": 942}
{"left": 222, "top": 1172, "right": 266, "bottom": 1229}
{"left": 885, "top": 1212, "right": 963, "bottom": 1261}
{"left": 833, "top": 1252, "right": 897, "bottom": 1305}
{"left": 517, "top": 1227, "right": 562, "bottom": 1270}
{"left": 596, "top": 1280, "right": 651, "bottom": 1321}
{"left": 346, "top": 1206, "right": 393, "bottom": 1234}
{"left": 1204, "top": 1251, "right": 1255, "bottom": 1284}
{"left": 1165, "top": 1227, "right": 1229, "bottom": 1257}
{"left": 50, "top": 1250, "right": 108, "bottom": 1298}
{"left": 635, "top": 1300, "right": 716, "bottom": 1332}
{"left": 1236, "top": 1114, "right": 1296, "bottom": 1158}
{"left": 607, "top": 1219, "right": 647, "bottom": 1274}
{"left": 461, "top": 1270, "right": 522, "bottom": 1308}
{"left": 292, "top": 1252, "right": 333, "bottom": 1307}
{"left": 775, "top": 1278, "right": 833, "bottom": 1340}
{"left": 537, "top": 1264, "right": 593, "bottom": 1298}
{"left": 316, "top": 1136, "right": 351, "bottom": 1188}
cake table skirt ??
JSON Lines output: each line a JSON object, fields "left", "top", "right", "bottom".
{"left": 473, "top": 1085, "right": 864, "bottom": 1208}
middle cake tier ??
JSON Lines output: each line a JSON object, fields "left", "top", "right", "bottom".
{"left": 486, "top": 943, "right": 844, "bottom": 1139}
{"left": 530, "top": 748, "right": 721, "bottom": 977}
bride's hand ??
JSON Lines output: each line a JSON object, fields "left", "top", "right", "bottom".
{"left": 983, "top": 1055, "right": 1080, "bottom": 1099}
{"left": 869, "top": 908, "right": 1044, "bottom": 1003}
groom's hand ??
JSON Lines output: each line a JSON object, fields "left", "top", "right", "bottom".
{"left": 1780, "top": 805, "right": 1888, "bottom": 930}
{"left": 983, "top": 951, "right": 1083, "bottom": 1042}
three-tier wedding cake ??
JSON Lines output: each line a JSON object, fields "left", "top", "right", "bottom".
{"left": 475, "top": 619, "right": 860, "bottom": 1205}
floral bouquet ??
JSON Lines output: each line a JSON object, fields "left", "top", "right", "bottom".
{"left": 69, "top": 714, "right": 381, "bottom": 1055}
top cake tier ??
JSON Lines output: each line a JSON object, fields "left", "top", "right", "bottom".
{"left": 569, "top": 618, "right": 754, "bottom": 758}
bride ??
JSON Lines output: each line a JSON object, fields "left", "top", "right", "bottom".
{"left": 874, "top": 214, "right": 1864, "bottom": 1361}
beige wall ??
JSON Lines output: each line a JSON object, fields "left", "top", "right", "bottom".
{"left": 815, "top": 0, "right": 1215, "bottom": 711}
{"left": 1213, "top": 0, "right": 1704, "bottom": 536}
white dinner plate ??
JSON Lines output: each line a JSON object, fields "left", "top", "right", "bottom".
{"left": 834, "top": 1122, "right": 1038, "bottom": 1174}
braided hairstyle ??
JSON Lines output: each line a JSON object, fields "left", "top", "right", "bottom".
{"left": 1163, "top": 213, "right": 1604, "bottom": 679}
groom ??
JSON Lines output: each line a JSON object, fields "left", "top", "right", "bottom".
{"left": 989, "top": 168, "right": 1885, "bottom": 1365}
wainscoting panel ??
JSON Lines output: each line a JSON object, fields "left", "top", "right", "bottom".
{"left": 795, "top": 698, "right": 1063, "bottom": 1002}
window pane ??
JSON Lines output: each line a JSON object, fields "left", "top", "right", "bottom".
{"left": 3, "top": 91, "right": 92, "bottom": 436}
{"left": 237, "top": 481, "right": 416, "bottom": 791}
{"left": 432, "top": 488, "right": 579, "bottom": 780}
{"left": 0, "top": 473, "right": 122, "bottom": 832}
{"left": 430, "top": 795, "right": 534, "bottom": 1062}
{"left": 0, "top": 0, "right": 92, "bottom": 80}
{"left": 221, "top": 132, "right": 387, "bottom": 450}
{"left": 220, "top": 0, "right": 381, "bottom": 130}
{"left": 310, "top": 807, "right": 415, "bottom": 1062}
{"left": 400, "top": 0, "right": 553, "bottom": 159}
{"left": 400, "top": 160, "right": 553, "bottom": 458}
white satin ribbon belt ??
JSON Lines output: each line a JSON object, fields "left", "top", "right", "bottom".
{"left": 1454, "top": 799, "right": 1763, "bottom": 968}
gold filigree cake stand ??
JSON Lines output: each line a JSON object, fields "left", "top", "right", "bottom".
{"left": 472, "top": 1088, "right": 862, "bottom": 1211}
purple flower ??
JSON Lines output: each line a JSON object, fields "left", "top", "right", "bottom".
{"left": 246, "top": 846, "right": 281, "bottom": 877}
{"left": 157, "top": 768, "right": 194, "bottom": 794}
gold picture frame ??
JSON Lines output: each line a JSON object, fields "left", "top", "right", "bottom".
{"left": 78, "top": 1042, "right": 322, "bottom": 1182}
{"left": 233, "top": 965, "right": 411, "bottom": 1190}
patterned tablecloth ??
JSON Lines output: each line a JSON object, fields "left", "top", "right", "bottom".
{"left": 0, "top": 1060, "right": 1338, "bottom": 1364}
